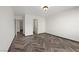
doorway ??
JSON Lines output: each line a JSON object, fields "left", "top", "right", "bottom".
{"left": 33, "top": 19, "right": 38, "bottom": 35}
{"left": 20, "top": 20, "right": 23, "bottom": 34}
{"left": 15, "top": 20, "right": 23, "bottom": 36}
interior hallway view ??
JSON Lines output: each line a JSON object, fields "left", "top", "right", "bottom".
{"left": 0, "top": 6, "right": 79, "bottom": 52}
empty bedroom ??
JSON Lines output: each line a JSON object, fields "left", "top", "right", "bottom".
{"left": 0, "top": 6, "right": 79, "bottom": 52}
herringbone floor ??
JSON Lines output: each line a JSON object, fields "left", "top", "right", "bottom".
{"left": 9, "top": 33, "right": 79, "bottom": 52}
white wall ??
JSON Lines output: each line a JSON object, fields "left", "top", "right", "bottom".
{"left": 0, "top": 7, "right": 15, "bottom": 51}
{"left": 25, "top": 14, "right": 45, "bottom": 36}
{"left": 38, "top": 16, "right": 46, "bottom": 34}
{"left": 46, "top": 8, "right": 79, "bottom": 41}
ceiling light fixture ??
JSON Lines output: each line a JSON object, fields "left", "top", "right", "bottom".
{"left": 42, "top": 6, "right": 48, "bottom": 12}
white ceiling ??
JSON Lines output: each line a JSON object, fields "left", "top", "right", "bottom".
{"left": 12, "top": 6, "right": 76, "bottom": 17}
